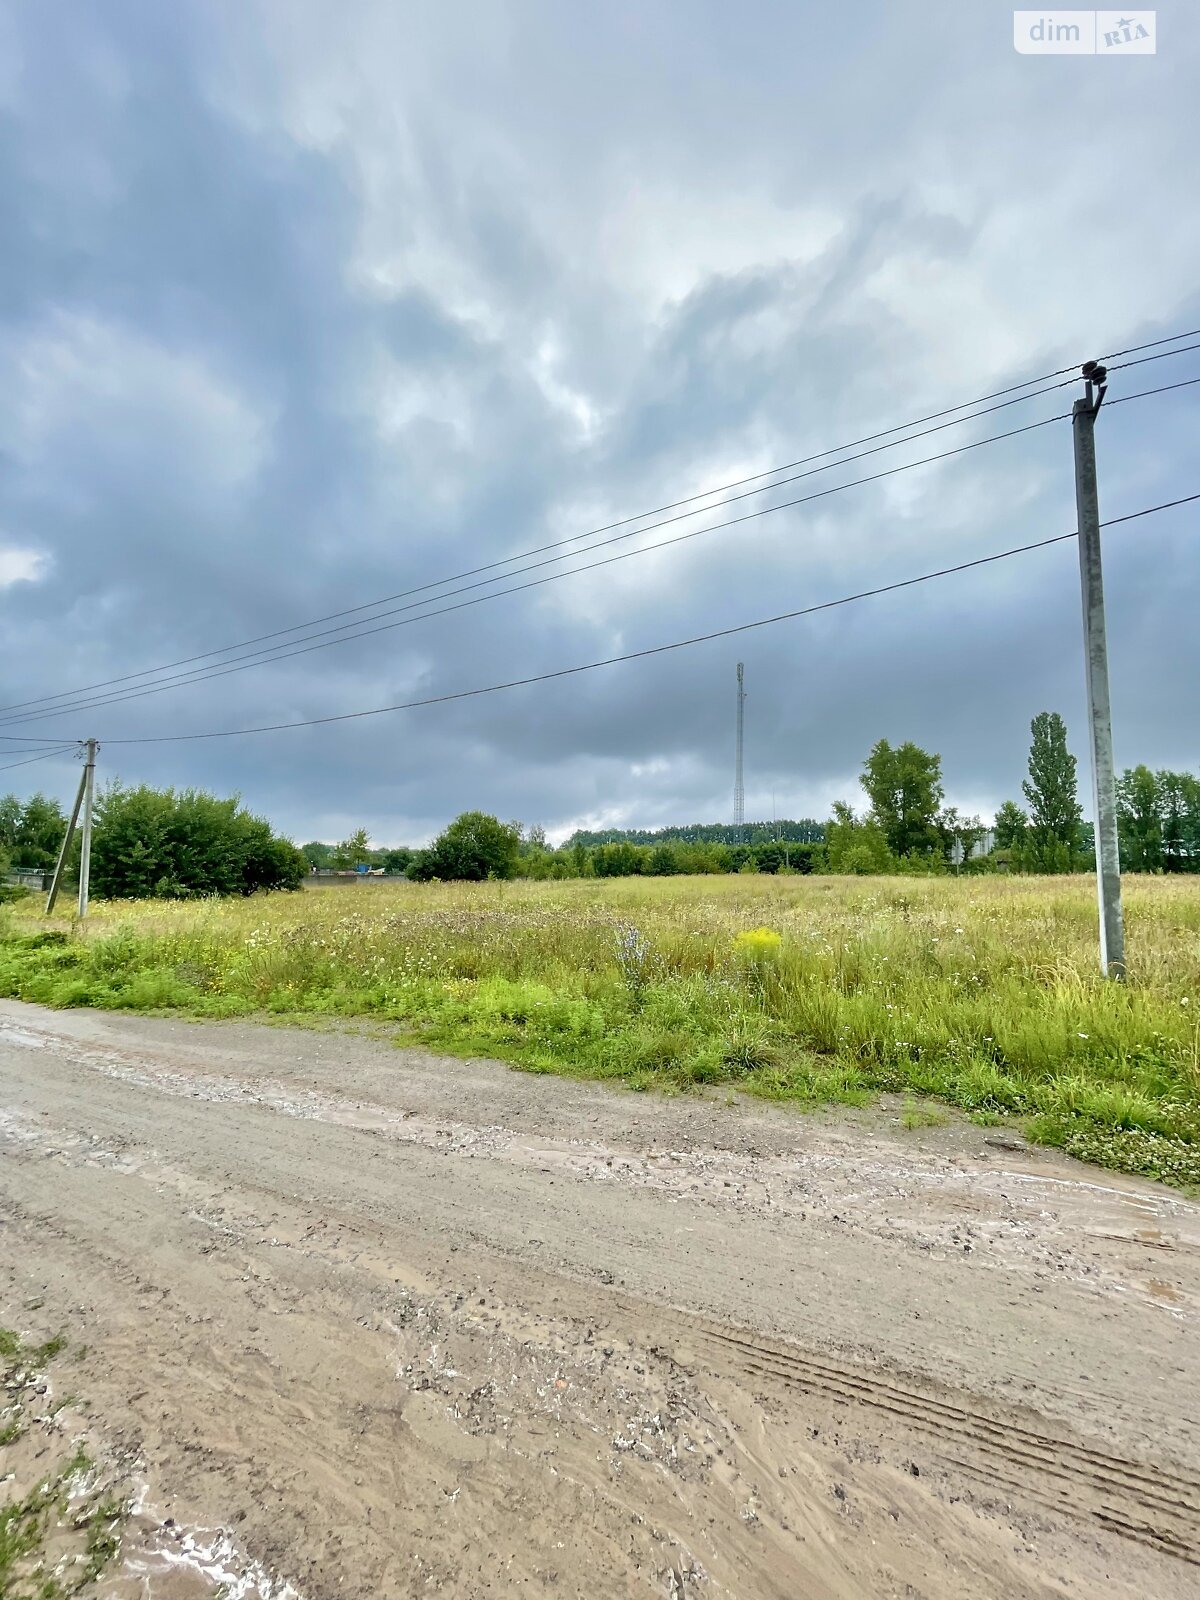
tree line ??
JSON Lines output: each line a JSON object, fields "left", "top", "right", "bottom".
{"left": 565, "top": 820, "right": 825, "bottom": 847}
{"left": 822, "top": 712, "right": 1094, "bottom": 875}
{"left": 301, "top": 818, "right": 824, "bottom": 880}
{"left": 1, "top": 784, "right": 306, "bottom": 898}
{"left": 327, "top": 711, "right": 1199, "bottom": 883}
{"left": 3, "top": 711, "right": 1196, "bottom": 899}
{"left": 796, "top": 712, "right": 1194, "bottom": 876}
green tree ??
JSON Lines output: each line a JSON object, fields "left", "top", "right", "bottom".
{"left": 0, "top": 792, "right": 68, "bottom": 871}
{"left": 512, "top": 824, "right": 559, "bottom": 880}
{"left": 861, "top": 740, "right": 944, "bottom": 859}
{"left": 330, "top": 827, "right": 372, "bottom": 869}
{"left": 1159, "top": 771, "right": 1200, "bottom": 872}
{"left": 0, "top": 794, "right": 22, "bottom": 862}
{"left": 301, "top": 841, "right": 332, "bottom": 870}
{"left": 1020, "top": 712, "right": 1082, "bottom": 872}
{"left": 591, "top": 841, "right": 646, "bottom": 878}
{"left": 514, "top": 846, "right": 561, "bottom": 880}
{"left": 993, "top": 800, "right": 1029, "bottom": 850}
{"left": 753, "top": 840, "right": 788, "bottom": 874}
{"left": 674, "top": 841, "right": 731, "bottom": 874}
{"left": 1116, "top": 765, "right": 1162, "bottom": 872}
{"left": 381, "top": 846, "right": 415, "bottom": 875}
{"left": 647, "top": 843, "right": 681, "bottom": 875}
{"left": 1115, "top": 768, "right": 1200, "bottom": 873}
{"left": 90, "top": 785, "right": 305, "bottom": 899}
{"left": 570, "top": 839, "right": 594, "bottom": 878}
{"left": 242, "top": 827, "right": 310, "bottom": 895}
{"left": 563, "top": 819, "right": 823, "bottom": 848}
{"left": 410, "top": 812, "right": 521, "bottom": 882}
{"left": 824, "top": 801, "right": 894, "bottom": 874}
{"left": 784, "top": 843, "right": 822, "bottom": 874}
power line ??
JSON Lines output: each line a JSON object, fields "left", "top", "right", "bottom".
{"left": 0, "top": 745, "right": 80, "bottom": 773}
{"left": 0, "top": 400, "right": 1080, "bottom": 724}
{"left": 12, "top": 369, "right": 1197, "bottom": 734}
{"left": 1098, "top": 491, "right": 1200, "bottom": 525}
{"left": 95, "top": 491, "right": 1200, "bottom": 746}
{"left": 6, "top": 324, "right": 1197, "bottom": 723}
{"left": 1103, "top": 326, "right": 1200, "bottom": 359}
{"left": 0, "top": 744, "right": 82, "bottom": 754}
{"left": 0, "top": 407, "right": 1079, "bottom": 730}
{"left": 1104, "top": 374, "right": 1200, "bottom": 409}
{"left": 1107, "top": 340, "right": 1200, "bottom": 373}
{"left": 0, "top": 376, "right": 1079, "bottom": 722}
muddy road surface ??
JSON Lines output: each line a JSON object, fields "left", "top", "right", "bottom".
{"left": 1, "top": 999, "right": 1198, "bottom": 1599}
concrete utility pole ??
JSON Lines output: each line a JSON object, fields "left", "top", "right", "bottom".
{"left": 1073, "top": 363, "right": 1125, "bottom": 980}
{"left": 45, "top": 751, "right": 87, "bottom": 914}
{"left": 77, "top": 738, "right": 98, "bottom": 919}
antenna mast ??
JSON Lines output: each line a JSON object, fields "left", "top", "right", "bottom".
{"left": 734, "top": 662, "right": 746, "bottom": 839}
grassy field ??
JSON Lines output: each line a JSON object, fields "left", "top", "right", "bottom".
{"left": 2, "top": 874, "right": 1199, "bottom": 1187}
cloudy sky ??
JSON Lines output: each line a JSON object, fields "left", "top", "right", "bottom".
{"left": 0, "top": 1, "right": 1197, "bottom": 847}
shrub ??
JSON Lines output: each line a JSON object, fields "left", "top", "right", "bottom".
{"left": 91, "top": 784, "right": 306, "bottom": 899}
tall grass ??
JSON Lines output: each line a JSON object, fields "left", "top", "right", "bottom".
{"left": 3, "top": 875, "right": 1199, "bottom": 1186}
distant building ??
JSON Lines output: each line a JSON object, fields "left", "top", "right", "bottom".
{"left": 949, "top": 829, "right": 996, "bottom": 866}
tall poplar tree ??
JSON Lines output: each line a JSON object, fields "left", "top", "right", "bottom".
{"left": 1020, "top": 712, "right": 1082, "bottom": 872}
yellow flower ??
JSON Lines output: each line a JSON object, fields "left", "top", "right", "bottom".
{"left": 734, "top": 927, "right": 782, "bottom": 961}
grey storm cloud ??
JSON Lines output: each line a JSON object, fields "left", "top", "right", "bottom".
{"left": 0, "top": 0, "right": 1197, "bottom": 847}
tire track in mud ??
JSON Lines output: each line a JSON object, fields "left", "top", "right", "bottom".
{"left": 679, "top": 1324, "right": 1200, "bottom": 1565}
{"left": 6, "top": 1000, "right": 1200, "bottom": 1596}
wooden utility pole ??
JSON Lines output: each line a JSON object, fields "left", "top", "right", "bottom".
{"left": 77, "top": 739, "right": 98, "bottom": 919}
{"left": 1072, "top": 363, "right": 1125, "bottom": 980}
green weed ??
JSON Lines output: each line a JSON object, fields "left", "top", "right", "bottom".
{"left": 901, "top": 1099, "right": 950, "bottom": 1130}
{"left": 4, "top": 874, "right": 1199, "bottom": 1187}
{"left": 0, "top": 1331, "right": 127, "bottom": 1596}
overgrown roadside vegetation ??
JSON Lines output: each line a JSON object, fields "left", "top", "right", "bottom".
{"left": 0, "top": 1328, "right": 125, "bottom": 1597}
{"left": 2, "top": 875, "right": 1199, "bottom": 1188}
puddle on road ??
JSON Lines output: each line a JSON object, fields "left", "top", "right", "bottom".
{"left": 111, "top": 1490, "right": 304, "bottom": 1599}
{"left": 0, "top": 1025, "right": 48, "bottom": 1049}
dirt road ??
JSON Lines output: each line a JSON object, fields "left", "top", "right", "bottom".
{"left": 1, "top": 998, "right": 1198, "bottom": 1599}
